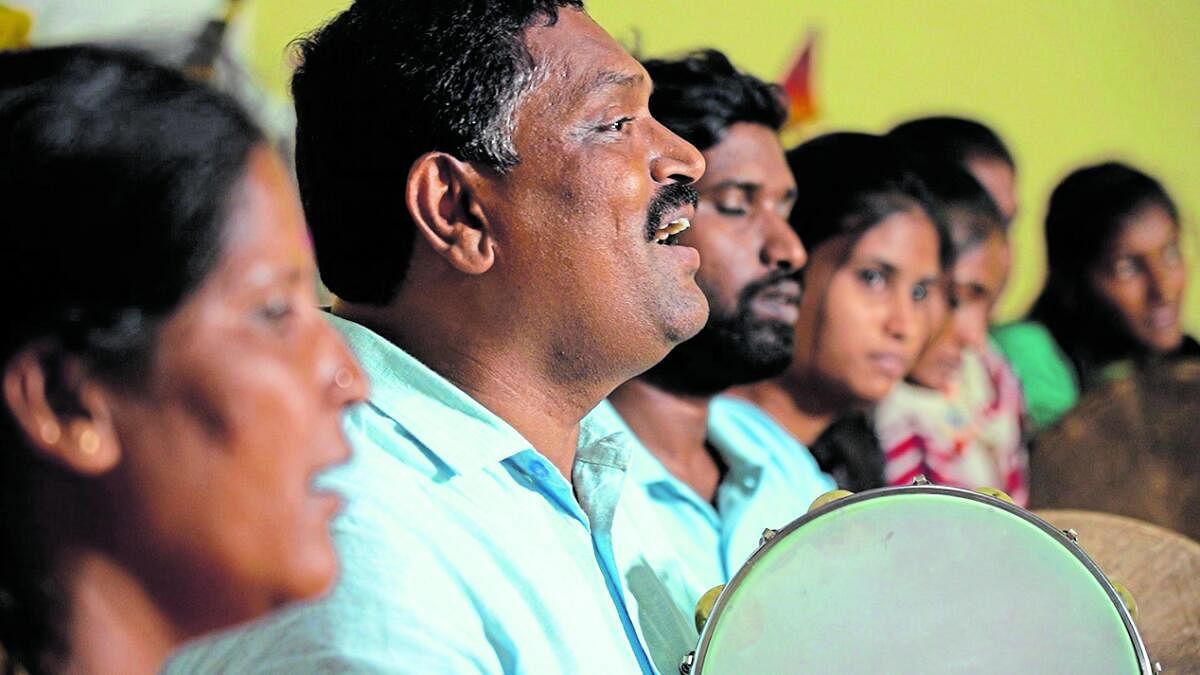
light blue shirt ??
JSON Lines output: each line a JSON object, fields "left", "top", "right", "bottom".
{"left": 595, "top": 395, "right": 835, "bottom": 619}
{"left": 167, "top": 316, "right": 695, "bottom": 674}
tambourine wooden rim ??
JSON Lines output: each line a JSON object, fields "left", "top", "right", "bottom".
{"left": 689, "top": 484, "right": 1154, "bottom": 673}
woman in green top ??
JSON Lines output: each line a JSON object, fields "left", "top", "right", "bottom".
{"left": 993, "top": 162, "right": 1196, "bottom": 430}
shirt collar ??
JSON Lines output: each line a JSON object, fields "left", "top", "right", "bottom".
{"left": 331, "top": 314, "right": 529, "bottom": 474}
{"left": 596, "top": 397, "right": 771, "bottom": 489}
{"left": 707, "top": 396, "right": 776, "bottom": 470}
{"left": 332, "top": 314, "right": 639, "bottom": 478}
{"left": 578, "top": 403, "right": 637, "bottom": 471}
{"left": 589, "top": 400, "right": 671, "bottom": 486}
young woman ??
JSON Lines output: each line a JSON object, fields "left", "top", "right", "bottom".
{"left": 993, "top": 162, "right": 1196, "bottom": 430}
{"left": 0, "top": 47, "right": 366, "bottom": 674}
{"left": 736, "top": 132, "right": 950, "bottom": 490}
{"left": 873, "top": 163, "right": 1029, "bottom": 504}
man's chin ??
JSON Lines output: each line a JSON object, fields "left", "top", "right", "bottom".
{"left": 662, "top": 286, "right": 711, "bottom": 345}
{"left": 724, "top": 325, "right": 796, "bottom": 384}
{"left": 724, "top": 358, "right": 792, "bottom": 387}
{"left": 636, "top": 306, "right": 797, "bottom": 394}
{"left": 743, "top": 319, "right": 794, "bottom": 350}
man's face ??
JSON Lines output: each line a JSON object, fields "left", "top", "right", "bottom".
{"left": 642, "top": 122, "right": 807, "bottom": 396}
{"left": 480, "top": 9, "right": 708, "bottom": 383}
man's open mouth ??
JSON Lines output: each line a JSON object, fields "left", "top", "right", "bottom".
{"left": 644, "top": 183, "right": 699, "bottom": 245}
{"left": 652, "top": 217, "right": 691, "bottom": 245}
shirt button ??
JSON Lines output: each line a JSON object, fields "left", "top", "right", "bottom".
{"left": 529, "top": 461, "right": 550, "bottom": 480}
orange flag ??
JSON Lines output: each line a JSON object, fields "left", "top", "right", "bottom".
{"left": 781, "top": 31, "right": 819, "bottom": 131}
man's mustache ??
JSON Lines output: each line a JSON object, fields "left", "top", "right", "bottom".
{"left": 645, "top": 183, "right": 699, "bottom": 241}
{"left": 744, "top": 267, "right": 804, "bottom": 306}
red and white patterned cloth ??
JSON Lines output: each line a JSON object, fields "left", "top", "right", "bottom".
{"left": 874, "top": 345, "right": 1029, "bottom": 506}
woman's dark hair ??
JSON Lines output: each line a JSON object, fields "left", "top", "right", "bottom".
{"left": 0, "top": 46, "right": 261, "bottom": 674}
{"left": 787, "top": 132, "right": 953, "bottom": 271}
{"left": 1029, "top": 161, "right": 1180, "bottom": 381}
{"left": 642, "top": 48, "right": 787, "bottom": 152}
{"left": 913, "top": 159, "right": 1005, "bottom": 262}
{"left": 888, "top": 115, "right": 1014, "bottom": 170}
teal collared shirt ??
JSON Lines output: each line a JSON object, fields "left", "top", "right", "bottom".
{"left": 167, "top": 316, "right": 687, "bottom": 674}
{"left": 595, "top": 396, "right": 835, "bottom": 618}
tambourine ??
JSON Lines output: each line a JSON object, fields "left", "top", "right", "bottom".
{"left": 681, "top": 481, "right": 1155, "bottom": 674}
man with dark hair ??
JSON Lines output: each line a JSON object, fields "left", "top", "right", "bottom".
{"left": 169, "top": 1, "right": 708, "bottom": 672}
{"left": 888, "top": 115, "right": 1019, "bottom": 224}
{"left": 599, "top": 50, "right": 833, "bottom": 621}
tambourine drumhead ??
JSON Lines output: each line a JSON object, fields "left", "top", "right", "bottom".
{"left": 691, "top": 486, "right": 1150, "bottom": 674}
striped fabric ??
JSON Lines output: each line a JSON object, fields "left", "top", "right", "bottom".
{"left": 874, "top": 346, "right": 1029, "bottom": 506}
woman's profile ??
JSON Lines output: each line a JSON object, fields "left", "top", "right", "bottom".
{"left": 0, "top": 46, "right": 365, "bottom": 674}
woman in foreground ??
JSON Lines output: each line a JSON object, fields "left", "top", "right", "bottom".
{"left": 0, "top": 47, "right": 365, "bottom": 674}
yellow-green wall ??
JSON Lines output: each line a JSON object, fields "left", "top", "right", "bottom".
{"left": 247, "top": 0, "right": 1200, "bottom": 332}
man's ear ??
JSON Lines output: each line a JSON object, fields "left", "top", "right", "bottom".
{"left": 406, "top": 152, "right": 497, "bottom": 275}
{"left": 2, "top": 346, "right": 121, "bottom": 475}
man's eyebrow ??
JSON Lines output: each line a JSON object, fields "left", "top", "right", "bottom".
{"left": 702, "top": 181, "right": 798, "bottom": 202}
{"left": 702, "top": 180, "right": 760, "bottom": 199}
{"left": 583, "top": 69, "right": 645, "bottom": 96}
{"left": 595, "top": 69, "right": 645, "bottom": 89}
{"left": 709, "top": 180, "right": 759, "bottom": 192}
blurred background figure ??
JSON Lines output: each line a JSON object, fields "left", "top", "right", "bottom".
{"left": 888, "top": 116, "right": 1019, "bottom": 226}
{"left": 9, "top": 0, "right": 291, "bottom": 153}
{"left": 994, "top": 163, "right": 1196, "bottom": 429}
{"left": 1001, "top": 162, "right": 1199, "bottom": 541}
{"left": 1031, "top": 357, "right": 1200, "bottom": 543}
{"left": 735, "top": 132, "right": 950, "bottom": 491}
{"left": 874, "top": 161, "right": 1029, "bottom": 504}
{"left": 0, "top": 46, "right": 364, "bottom": 674}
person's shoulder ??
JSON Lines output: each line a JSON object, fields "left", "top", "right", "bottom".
{"left": 975, "top": 344, "right": 1022, "bottom": 399}
{"left": 322, "top": 409, "right": 469, "bottom": 562}
{"left": 1178, "top": 334, "right": 1200, "bottom": 358}
{"left": 988, "top": 319, "right": 1076, "bottom": 385}
{"left": 336, "top": 399, "right": 456, "bottom": 488}
{"left": 709, "top": 396, "right": 795, "bottom": 452}
{"left": 989, "top": 321, "right": 1077, "bottom": 375}
{"left": 165, "top": 483, "right": 485, "bottom": 673}
{"left": 710, "top": 395, "right": 779, "bottom": 434}
{"left": 710, "top": 396, "right": 833, "bottom": 485}
{"left": 989, "top": 320, "right": 1079, "bottom": 430}
{"left": 874, "top": 380, "right": 942, "bottom": 419}
{"left": 990, "top": 319, "right": 1058, "bottom": 352}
